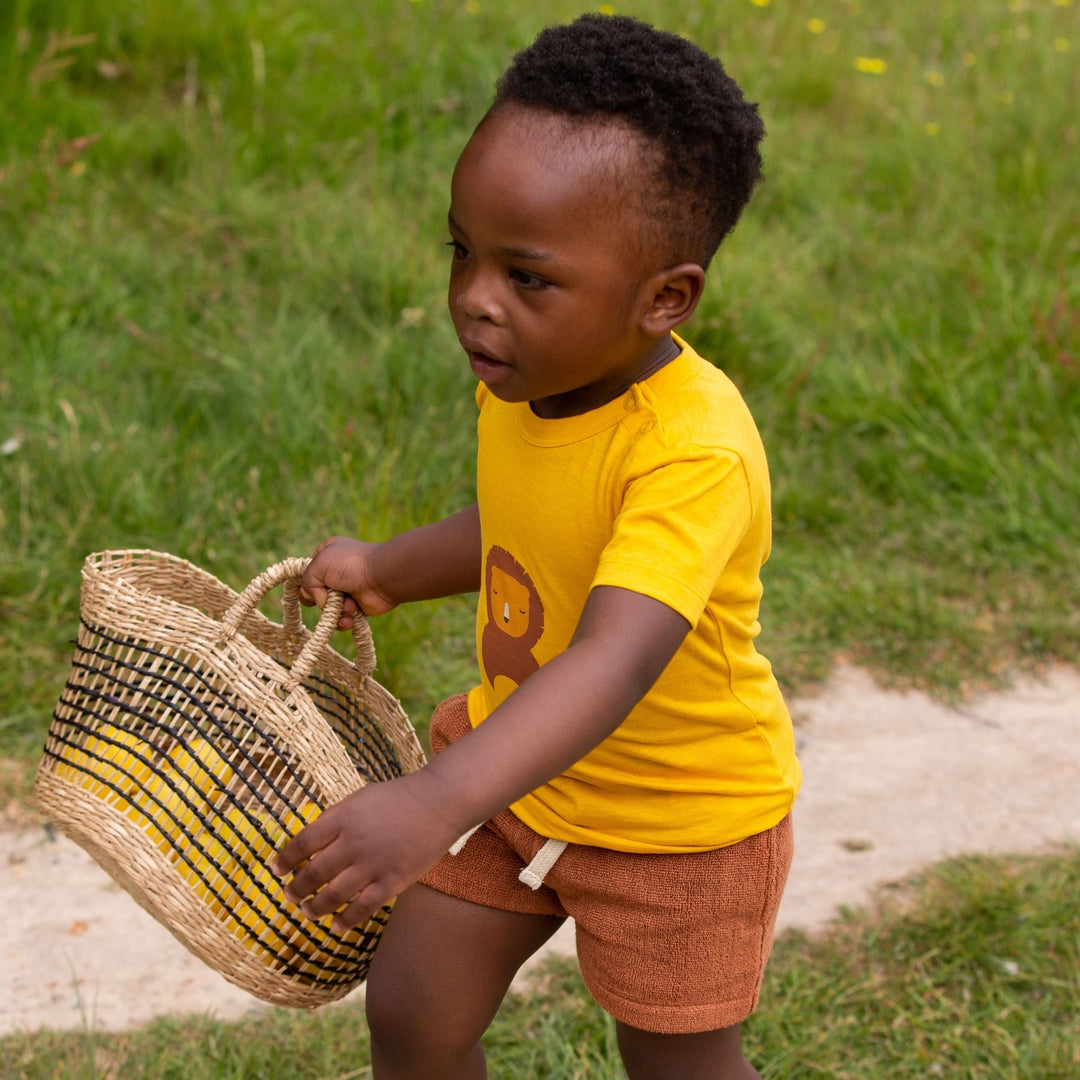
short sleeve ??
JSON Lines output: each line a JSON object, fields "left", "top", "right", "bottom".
{"left": 591, "top": 445, "right": 751, "bottom": 626}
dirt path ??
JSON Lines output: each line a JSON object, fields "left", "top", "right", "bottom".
{"left": 3, "top": 663, "right": 1078, "bottom": 1036}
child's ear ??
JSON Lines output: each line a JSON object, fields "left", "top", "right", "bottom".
{"left": 639, "top": 264, "right": 707, "bottom": 336}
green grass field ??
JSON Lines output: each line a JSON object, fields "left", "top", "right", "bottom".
{"left": 2, "top": 0, "right": 1078, "bottom": 1075}
{"left": 3, "top": 0, "right": 1078, "bottom": 775}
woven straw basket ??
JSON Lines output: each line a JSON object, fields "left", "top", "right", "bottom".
{"left": 35, "top": 549, "right": 426, "bottom": 1009}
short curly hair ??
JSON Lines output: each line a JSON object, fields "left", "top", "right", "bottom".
{"left": 488, "top": 14, "right": 766, "bottom": 268}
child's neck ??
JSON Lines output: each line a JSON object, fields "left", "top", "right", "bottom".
{"left": 634, "top": 332, "right": 681, "bottom": 385}
{"left": 529, "top": 333, "right": 682, "bottom": 420}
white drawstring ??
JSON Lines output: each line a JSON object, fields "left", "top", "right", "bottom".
{"left": 449, "top": 824, "right": 482, "bottom": 856}
{"left": 517, "top": 838, "right": 569, "bottom": 890}
{"left": 449, "top": 827, "right": 569, "bottom": 891}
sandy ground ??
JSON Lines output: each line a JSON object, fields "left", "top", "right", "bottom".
{"left": 3, "top": 662, "right": 1078, "bottom": 1036}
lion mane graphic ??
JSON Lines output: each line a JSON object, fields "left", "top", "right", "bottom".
{"left": 481, "top": 546, "right": 545, "bottom": 689}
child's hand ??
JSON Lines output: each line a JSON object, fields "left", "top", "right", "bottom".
{"left": 271, "top": 772, "right": 463, "bottom": 931}
{"left": 299, "top": 536, "right": 397, "bottom": 629}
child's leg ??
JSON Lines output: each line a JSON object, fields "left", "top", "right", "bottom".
{"left": 365, "top": 881, "right": 565, "bottom": 1080}
{"left": 615, "top": 1021, "right": 762, "bottom": 1080}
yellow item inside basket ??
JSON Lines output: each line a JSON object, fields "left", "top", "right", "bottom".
{"left": 173, "top": 800, "right": 327, "bottom": 958}
{"left": 54, "top": 723, "right": 155, "bottom": 797}
{"left": 169, "top": 737, "right": 235, "bottom": 798}
{"left": 61, "top": 721, "right": 336, "bottom": 966}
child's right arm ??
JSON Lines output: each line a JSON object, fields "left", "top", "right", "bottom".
{"left": 298, "top": 503, "right": 481, "bottom": 628}
{"left": 273, "top": 582, "right": 691, "bottom": 931}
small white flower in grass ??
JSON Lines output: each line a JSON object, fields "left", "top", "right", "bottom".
{"left": 1, "top": 436, "right": 21, "bottom": 455}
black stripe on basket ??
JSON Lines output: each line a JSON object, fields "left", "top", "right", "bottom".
{"left": 43, "top": 713, "right": 386, "bottom": 983}
{"left": 296, "top": 670, "right": 403, "bottom": 782}
{"left": 46, "top": 630, "right": 394, "bottom": 981}
{"left": 68, "top": 619, "right": 325, "bottom": 812}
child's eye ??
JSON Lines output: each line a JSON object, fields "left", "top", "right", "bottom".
{"left": 445, "top": 239, "right": 469, "bottom": 260}
{"left": 509, "top": 267, "right": 550, "bottom": 290}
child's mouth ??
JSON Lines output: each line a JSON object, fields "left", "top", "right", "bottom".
{"left": 466, "top": 349, "right": 511, "bottom": 383}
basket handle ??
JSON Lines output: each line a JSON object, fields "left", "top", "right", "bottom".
{"left": 220, "top": 558, "right": 378, "bottom": 681}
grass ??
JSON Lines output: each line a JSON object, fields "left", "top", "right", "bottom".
{"left": 1, "top": 0, "right": 1078, "bottom": 1073}
{"left": 3, "top": 847, "right": 1078, "bottom": 1078}
{"left": 1, "top": 0, "right": 1078, "bottom": 781}
{"left": 747, "top": 849, "right": 1080, "bottom": 1078}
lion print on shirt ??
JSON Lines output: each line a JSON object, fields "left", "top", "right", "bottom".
{"left": 481, "top": 546, "right": 544, "bottom": 689}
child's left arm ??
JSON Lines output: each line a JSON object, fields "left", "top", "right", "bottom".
{"left": 273, "top": 584, "right": 689, "bottom": 930}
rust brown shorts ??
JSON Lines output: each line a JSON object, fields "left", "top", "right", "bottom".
{"left": 419, "top": 695, "right": 794, "bottom": 1035}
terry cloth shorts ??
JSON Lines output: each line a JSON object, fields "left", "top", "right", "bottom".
{"left": 418, "top": 694, "right": 794, "bottom": 1035}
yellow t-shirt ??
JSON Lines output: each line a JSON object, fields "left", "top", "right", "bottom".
{"left": 467, "top": 336, "right": 800, "bottom": 853}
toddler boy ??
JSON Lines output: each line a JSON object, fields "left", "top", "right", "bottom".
{"left": 275, "top": 15, "right": 800, "bottom": 1079}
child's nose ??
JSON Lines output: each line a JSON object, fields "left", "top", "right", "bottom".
{"left": 453, "top": 268, "right": 502, "bottom": 323}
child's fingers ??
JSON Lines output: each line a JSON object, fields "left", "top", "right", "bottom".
{"left": 272, "top": 815, "right": 332, "bottom": 881}
{"left": 298, "top": 588, "right": 360, "bottom": 629}
{"left": 329, "top": 883, "right": 396, "bottom": 933}
{"left": 297, "top": 583, "right": 328, "bottom": 609}
{"left": 299, "top": 546, "right": 340, "bottom": 608}
{"left": 336, "top": 594, "right": 361, "bottom": 629}
{"left": 298, "top": 864, "right": 375, "bottom": 922}
{"left": 278, "top": 846, "right": 349, "bottom": 907}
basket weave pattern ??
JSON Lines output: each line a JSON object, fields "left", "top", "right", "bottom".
{"left": 35, "top": 550, "right": 426, "bottom": 1009}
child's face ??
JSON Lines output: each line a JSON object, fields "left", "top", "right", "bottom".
{"left": 447, "top": 106, "right": 671, "bottom": 419}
